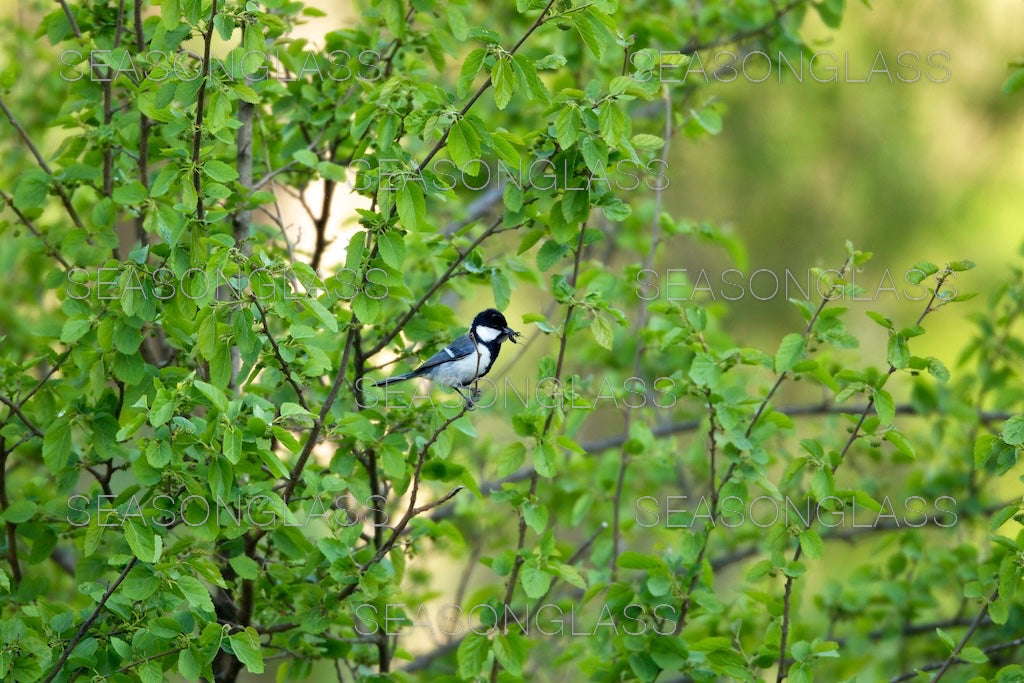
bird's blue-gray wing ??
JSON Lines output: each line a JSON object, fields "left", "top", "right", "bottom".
{"left": 413, "top": 333, "right": 477, "bottom": 373}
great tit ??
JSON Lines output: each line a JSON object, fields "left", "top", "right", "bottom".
{"left": 372, "top": 308, "right": 521, "bottom": 407}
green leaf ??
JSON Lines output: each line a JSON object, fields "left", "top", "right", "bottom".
{"left": 381, "top": 447, "right": 406, "bottom": 479}
{"left": 230, "top": 82, "right": 260, "bottom": 104}
{"left": 161, "top": 0, "right": 180, "bottom": 28}
{"left": 492, "top": 57, "right": 515, "bottom": 110}
{"left": 591, "top": 313, "right": 613, "bottom": 350}
{"left": 458, "top": 49, "right": 486, "bottom": 99}
{"left": 873, "top": 388, "right": 895, "bottom": 425}
{"left": 927, "top": 357, "right": 950, "bottom": 383}
{"left": 815, "top": 0, "right": 844, "bottom": 28}
{"left": 885, "top": 429, "right": 916, "bottom": 459}
{"left": 60, "top": 317, "right": 92, "bottom": 344}
{"left": 798, "top": 529, "right": 824, "bottom": 560}
{"left": 2, "top": 500, "right": 37, "bottom": 524}
{"left": 523, "top": 502, "right": 548, "bottom": 533}
{"left": 491, "top": 270, "right": 511, "bottom": 310}
{"left": 223, "top": 425, "right": 242, "bottom": 464}
{"left": 176, "top": 575, "right": 215, "bottom": 613}
{"left": 689, "top": 352, "right": 720, "bottom": 389}
{"left": 774, "top": 333, "right": 805, "bottom": 373}
{"left": 537, "top": 240, "right": 568, "bottom": 272}
{"left": 43, "top": 417, "right": 74, "bottom": 473}
{"left": 458, "top": 633, "right": 490, "bottom": 679}
{"left": 532, "top": 442, "right": 557, "bottom": 477}
{"left": 573, "top": 10, "right": 609, "bottom": 60}
{"left": 1001, "top": 415, "right": 1024, "bottom": 446}
{"left": 304, "top": 297, "right": 338, "bottom": 334}
{"left": 292, "top": 149, "right": 318, "bottom": 166}
{"left": 229, "top": 627, "right": 264, "bottom": 674}
{"left": 960, "top": 646, "right": 988, "bottom": 664}
{"left": 887, "top": 333, "right": 910, "bottom": 369}
{"left": 377, "top": 230, "right": 406, "bottom": 269}
{"left": 617, "top": 551, "right": 664, "bottom": 570}
{"left": 203, "top": 159, "right": 239, "bottom": 183}
{"left": 194, "top": 379, "right": 229, "bottom": 414}
{"left": 554, "top": 107, "right": 578, "bottom": 148}
{"left": 13, "top": 169, "right": 50, "bottom": 209}
{"left": 229, "top": 554, "right": 260, "bottom": 580}
{"left": 866, "top": 310, "right": 894, "bottom": 329}
{"left": 112, "top": 182, "right": 147, "bottom": 205}
{"left": 178, "top": 646, "right": 200, "bottom": 681}
{"left": 631, "top": 133, "right": 664, "bottom": 151}
{"left": 492, "top": 632, "right": 526, "bottom": 676}
{"left": 447, "top": 119, "right": 478, "bottom": 168}
{"left": 125, "top": 520, "right": 162, "bottom": 563}
{"left": 521, "top": 563, "right": 551, "bottom": 598}
{"left": 396, "top": 181, "right": 425, "bottom": 231}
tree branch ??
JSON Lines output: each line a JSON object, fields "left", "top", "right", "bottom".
{"left": 417, "top": 0, "right": 558, "bottom": 173}
{"left": 364, "top": 216, "right": 504, "bottom": 357}
{"left": 488, "top": 219, "right": 587, "bottom": 683}
{"left": 0, "top": 97, "right": 86, "bottom": 231}
{"left": 41, "top": 557, "right": 139, "bottom": 683}
{"left": 776, "top": 268, "right": 954, "bottom": 681}
{"left": 191, "top": 0, "right": 219, "bottom": 221}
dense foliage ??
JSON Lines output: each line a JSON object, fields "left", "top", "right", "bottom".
{"left": 1, "top": 0, "right": 1023, "bottom": 682}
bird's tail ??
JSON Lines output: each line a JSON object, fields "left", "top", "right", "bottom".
{"left": 372, "top": 372, "right": 416, "bottom": 387}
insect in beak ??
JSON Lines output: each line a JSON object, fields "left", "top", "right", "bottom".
{"left": 505, "top": 327, "right": 523, "bottom": 343}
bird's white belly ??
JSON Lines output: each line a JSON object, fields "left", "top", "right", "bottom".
{"left": 426, "top": 344, "right": 491, "bottom": 387}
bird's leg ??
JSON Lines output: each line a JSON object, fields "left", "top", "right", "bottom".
{"left": 452, "top": 385, "right": 476, "bottom": 410}
{"left": 470, "top": 380, "right": 481, "bottom": 402}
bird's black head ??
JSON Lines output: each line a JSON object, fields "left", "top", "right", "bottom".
{"left": 471, "top": 308, "right": 521, "bottom": 344}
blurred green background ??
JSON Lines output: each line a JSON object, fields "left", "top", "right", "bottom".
{"left": 662, "top": 1, "right": 1024, "bottom": 367}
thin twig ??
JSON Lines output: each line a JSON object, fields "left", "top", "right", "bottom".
{"left": 191, "top": 0, "right": 219, "bottom": 221}
{"left": 41, "top": 557, "right": 139, "bottom": 683}
{"left": 775, "top": 270, "right": 954, "bottom": 681}
{"left": 0, "top": 97, "right": 86, "bottom": 231}
{"left": 488, "top": 220, "right": 587, "bottom": 683}
{"left": 417, "top": 0, "right": 559, "bottom": 173}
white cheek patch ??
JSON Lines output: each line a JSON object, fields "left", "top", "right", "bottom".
{"left": 474, "top": 325, "right": 502, "bottom": 342}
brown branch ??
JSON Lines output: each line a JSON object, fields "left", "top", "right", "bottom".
{"left": 0, "top": 189, "right": 71, "bottom": 269}
{"left": 337, "top": 409, "right": 471, "bottom": 607}
{"left": 250, "top": 296, "right": 309, "bottom": 411}
{"left": 191, "top": 0, "right": 219, "bottom": 221}
{"left": 364, "top": 216, "right": 504, "bottom": 357}
{"left": 0, "top": 393, "right": 43, "bottom": 438}
{"left": 890, "top": 626, "right": 1020, "bottom": 683}
{"left": 488, "top": 220, "right": 587, "bottom": 683}
{"left": 680, "top": 0, "right": 804, "bottom": 54}
{"left": 310, "top": 178, "right": 336, "bottom": 271}
{"left": 278, "top": 324, "right": 355, "bottom": 505}
{"left": 417, "top": 0, "right": 558, "bottom": 173}
{"left": 41, "top": 557, "right": 138, "bottom": 683}
{"left": 134, "top": 0, "right": 150, "bottom": 245}
{"left": 0, "top": 439, "right": 22, "bottom": 587}
{"left": 612, "top": 94, "right": 673, "bottom": 580}
{"left": 775, "top": 269, "right": 953, "bottom": 681}
{"left": 922, "top": 589, "right": 1000, "bottom": 683}
{"left": 0, "top": 97, "right": 86, "bottom": 231}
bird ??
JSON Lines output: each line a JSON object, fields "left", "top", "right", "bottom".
{"left": 372, "top": 308, "right": 521, "bottom": 407}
